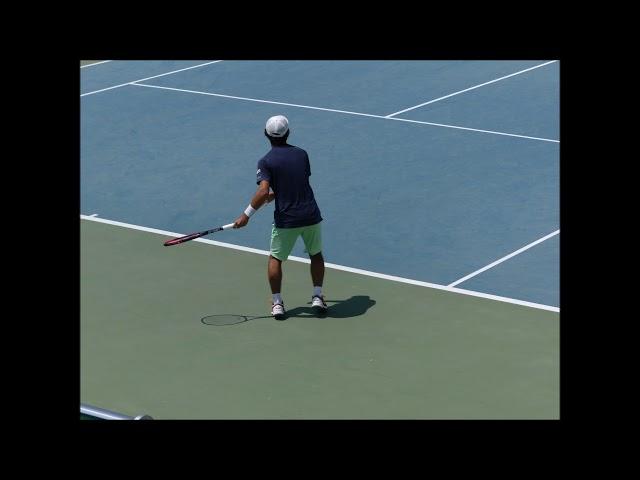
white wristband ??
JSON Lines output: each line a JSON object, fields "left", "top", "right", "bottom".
{"left": 244, "top": 205, "right": 256, "bottom": 217}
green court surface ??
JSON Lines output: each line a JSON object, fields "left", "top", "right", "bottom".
{"left": 81, "top": 219, "right": 559, "bottom": 419}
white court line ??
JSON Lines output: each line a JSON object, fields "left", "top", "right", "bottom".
{"left": 130, "top": 83, "right": 559, "bottom": 143}
{"left": 385, "top": 61, "right": 557, "bottom": 118}
{"left": 131, "top": 83, "right": 383, "bottom": 118}
{"left": 80, "top": 60, "right": 223, "bottom": 97}
{"left": 89, "top": 213, "right": 99, "bottom": 217}
{"left": 448, "top": 230, "right": 560, "bottom": 287}
{"left": 389, "top": 117, "right": 558, "bottom": 143}
{"left": 80, "top": 215, "right": 559, "bottom": 313}
{"left": 80, "top": 60, "right": 112, "bottom": 69}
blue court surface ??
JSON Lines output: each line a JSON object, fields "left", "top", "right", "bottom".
{"left": 81, "top": 60, "right": 559, "bottom": 309}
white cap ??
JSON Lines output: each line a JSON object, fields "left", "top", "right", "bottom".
{"left": 265, "top": 115, "right": 289, "bottom": 137}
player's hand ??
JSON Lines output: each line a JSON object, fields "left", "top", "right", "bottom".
{"left": 234, "top": 213, "right": 250, "bottom": 228}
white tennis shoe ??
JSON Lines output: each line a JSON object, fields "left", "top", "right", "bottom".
{"left": 311, "top": 295, "right": 328, "bottom": 312}
{"left": 271, "top": 303, "right": 285, "bottom": 319}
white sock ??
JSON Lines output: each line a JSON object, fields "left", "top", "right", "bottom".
{"left": 313, "top": 286, "right": 322, "bottom": 298}
{"left": 272, "top": 293, "right": 283, "bottom": 305}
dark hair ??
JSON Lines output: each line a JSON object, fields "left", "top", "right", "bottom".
{"left": 264, "top": 129, "right": 289, "bottom": 146}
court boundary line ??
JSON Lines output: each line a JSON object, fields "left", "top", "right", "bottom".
{"left": 80, "top": 60, "right": 223, "bottom": 97}
{"left": 81, "top": 60, "right": 112, "bottom": 69}
{"left": 129, "top": 82, "right": 559, "bottom": 143}
{"left": 385, "top": 60, "right": 557, "bottom": 117}
{"left": 80, "top": 215, "right": 559, "bottom": 313}
{"left": 448, "top": 229, "right": 560, "bottom": 287}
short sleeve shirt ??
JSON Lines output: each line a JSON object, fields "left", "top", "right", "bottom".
{"left": 256, "top": 144, "right": 322, "bottom": 228}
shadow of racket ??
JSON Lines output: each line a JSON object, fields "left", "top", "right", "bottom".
{"left": 201, "top": 314, "right": 272, "bottom": 326}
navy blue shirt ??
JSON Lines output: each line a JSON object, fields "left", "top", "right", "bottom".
{"left": 256, "top": 144, "right": 322, "bottom": 228}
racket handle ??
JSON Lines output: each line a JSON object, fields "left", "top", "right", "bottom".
{"left": 222, "top": 223, "right": 236, "bottom": 230}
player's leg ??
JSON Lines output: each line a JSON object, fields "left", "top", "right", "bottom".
{"left": 301, "top": 223, "right": 327, "bottom": 312}
{"left": 268, "top": 225, "right": 298, "bottom": 318}
{"left": 268, "top": 255, "right": 283, "bottom": 295}
{"left": 310, "top": 252, "right": 324, "bottom": 291}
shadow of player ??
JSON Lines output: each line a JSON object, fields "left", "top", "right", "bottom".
{"left": 284, "top": 295, "right": 376, "bottom": 319}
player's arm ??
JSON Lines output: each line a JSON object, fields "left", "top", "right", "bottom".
{"left": 234, "top": 180, "right": 272, "bottom": 228}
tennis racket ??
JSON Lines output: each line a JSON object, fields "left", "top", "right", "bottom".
{"left": 163, "top": 223, "right": 236, "bottom": 246}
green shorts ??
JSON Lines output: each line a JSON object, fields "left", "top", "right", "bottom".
{"left": 270, "top": 222, "right": 322, "bottom": 261}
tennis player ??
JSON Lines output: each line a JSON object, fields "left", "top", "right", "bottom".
{"left": 233, "top": 115, "right": 327, "bottom": 319}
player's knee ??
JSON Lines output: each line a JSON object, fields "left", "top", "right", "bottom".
{"left": 269, "top": 255, "right": 282, "bottom": 264}
{"left": 310, "top": 251, "right": 323, "bottom": 261}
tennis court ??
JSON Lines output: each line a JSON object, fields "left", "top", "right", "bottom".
{"left": 80, "top": 60, "right": 559, "bottom": 419}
